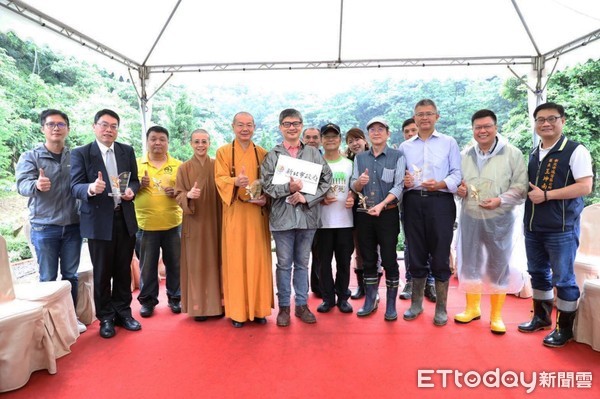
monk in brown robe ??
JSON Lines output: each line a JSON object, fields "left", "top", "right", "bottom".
{"left": 175, "top": 129, "right": 223, "bottom": 321}
{"left": 215, "top": 112, "right": 274, "bottom": 328}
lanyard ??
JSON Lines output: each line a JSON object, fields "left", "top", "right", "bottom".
{"left": 230, "top": 139, "right": 260, "bottom": 178}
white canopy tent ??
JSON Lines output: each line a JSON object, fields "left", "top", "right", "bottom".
{"left": 1, "top": 0, "right": 599, "bottom": 141}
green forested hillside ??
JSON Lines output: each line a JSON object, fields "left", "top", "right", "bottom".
{"left": 1, "top": 31, "right": 598, "bottom": 202}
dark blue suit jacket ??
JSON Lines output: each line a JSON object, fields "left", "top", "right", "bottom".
{"left": 71, "top": 141, "right": 140, "bottom": 240}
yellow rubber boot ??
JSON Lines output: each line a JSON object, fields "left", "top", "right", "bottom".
{"left": 490, "top": 293, "right": 506, "bottom": 334}
{"left": 454, "top": 293, "right": 481, "bottom": 323}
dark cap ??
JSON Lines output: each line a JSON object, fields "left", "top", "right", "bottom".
{"left": 320, "top": 123, "right": 341, "bottom": 135}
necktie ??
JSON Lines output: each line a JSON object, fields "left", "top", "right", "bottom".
{"left": 106, "top": 148, "right": 120, "bottom": 207}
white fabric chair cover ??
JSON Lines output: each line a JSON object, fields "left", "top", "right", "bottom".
{"left": 76, "top": 260, "right": 96, "bottom": 325}
{"left": 0, "top": 300, "right": 57, "bottom": 392}
{"left": 574, "top": 204, "right": 600, "bottom": 294}
{"left": 574, "top": 279, "right": 600, "bottom": 351}
{"left": 0, "top": 235, "right": 57, "bottom": 393}
{"left": 14, "top": 281, "right": 79, "bottom": 358}
{"left": 0, "top": 236, "right": 15, "bottom": 303}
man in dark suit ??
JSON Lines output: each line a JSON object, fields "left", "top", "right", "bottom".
{"left": 71, "top": 109, "right": 141, "bottom": 338}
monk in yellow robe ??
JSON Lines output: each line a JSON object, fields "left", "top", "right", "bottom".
{"left": 215, "top": 112, "right": 274, "bottom": 328}
{"left": 175, "top": 129, "right": 223, "bottom": 321}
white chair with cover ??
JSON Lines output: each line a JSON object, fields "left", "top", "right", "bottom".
{"left": 76, "top": 242, "right": 96, "bottom": 325}
{"left": 12, "top": 238, "right": 80, "bottom": 358}
{"left": 574, "top": 203, "right": 600, "bottom": 292}
{"left": 14, "top": 279, "right": 80, "bottom": 358}
{"left": 0, "top": 235, "right": 56, "bottom": 393}
{"left": 574, "top": 279, "right": 600, "bottom": 351}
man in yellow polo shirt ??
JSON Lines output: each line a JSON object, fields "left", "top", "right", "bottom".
{"left": 135, "top": 126, "right": 183, "bottom": 317}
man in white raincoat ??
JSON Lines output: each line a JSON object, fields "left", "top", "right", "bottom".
{"left": 454, "top": 109, "right": 528, "bottom": 334}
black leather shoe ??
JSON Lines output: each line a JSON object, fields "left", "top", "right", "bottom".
{"left": 194, "top": 316, "right": 208, "bottom": 322}
{"left": 168, "top": 298, "right": 182, "bottom": 314}
{"left": 317, "top": 301, "right": 335, "bottom": 313}
{"left": 99, "top": 319, "right": 115, "bottom": 339}
{"left": 337, "top": 300, "right": 353, "bottom": 314}
{"left": 115, "top": 316, "right": 142, "bottom": 331}
{"left": 231, "top": 320, "right": 245, "bottom": 328}
{"left": 254, "top": 317, "right": 267, "bottom": 325}
{"left": 140, "top": 304, "right": 154, "bottom": 318}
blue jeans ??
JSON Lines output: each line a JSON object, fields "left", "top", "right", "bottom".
{"left": 136, "top": 226, "right": 181, "bottom": 306}
{"left": 525, "top": 229, "right": 580, "bottom": 309}
{"left": 30, "top": 223, "right": 82, "bottom": 306}
{"left": 272, "top": 229, "right": 316, "bottom": 307}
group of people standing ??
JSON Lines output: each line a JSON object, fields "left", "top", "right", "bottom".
{"left": 16, "top": 99, "right": 592, "bottom": 348}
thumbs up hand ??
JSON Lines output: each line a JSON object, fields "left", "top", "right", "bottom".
{"left": 528, "top": 182, "right": 546, "bottom": 204}
{"left": 289, "top": 176, "right": 303, "bottom": 193}
{"left": 141, "top": 169, "right": 150, "bottom": 188}
{"left": 90, "top": 171, "right": 106, "bottom": 195}
{"left": 358, "top": 168, "right": 370, "bottom": 186}
{"left": 36, "top": 168, "right": 51, "bottom": 191}
{"left": 345, "top": 191, "right": 355, "bottom": 208}
{"left": 187, "top": 181, "right": 201, "bottom": 199}
{"left": 235, "top": 165, "right": 249, "bottom": 187}
{"left": 457, "top": 180, "right": 468, "bottom": 198}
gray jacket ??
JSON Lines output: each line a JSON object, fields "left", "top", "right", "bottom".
{"left": 16, "top": 144, "right": 80, "bottom": 226}
{"left": 261, "top": 143, "right": 332, "bottom": 231}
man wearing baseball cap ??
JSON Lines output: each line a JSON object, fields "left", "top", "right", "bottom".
{"left": 315, "top": 123, "right": 355, "bottom": 314}
{"left": 351, "top": 116, "right": 406, "bottom": 321}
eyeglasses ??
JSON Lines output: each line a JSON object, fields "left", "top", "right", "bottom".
{"left": 322, "top": 135, "right": 339, "bottom": 140}
{"left": 281, "top": 121, "right": 302, "bottom": 128}
{"left": 473, "top": 124, "right": 496, "bottom": 131}
{"left": 414, "top": 112, "right": 437, "bottom": 118}
{"left": 534, "top": 115, "right": 562, "bottom": 125}
{"left": 368, "top": 126, "right": 387, "bottom": 133}
{"left": 96, "top": 122, "right": 119, "bottom": 131}
{"left": 45, "top": 122, "right": 67, "bottom": 130}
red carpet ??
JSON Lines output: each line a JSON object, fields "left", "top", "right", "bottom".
{"left": 4, "top": 275, "right": 599, "bottom": 399}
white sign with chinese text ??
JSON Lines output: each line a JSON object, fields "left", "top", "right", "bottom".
{"left": 272, "top": 155, "right": 323, "bottom": 195}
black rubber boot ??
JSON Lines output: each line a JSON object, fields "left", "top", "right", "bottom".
{"left": 351, "top": 269, "right": 365, "bottom": 300}
{"left": 384, "top": 279, "right": 399, "bottom": 321}
{"left": 518, "top": 299, "right": 553, "bottom": 333}
{"left": 424, "top": 281, "right": 437, "bottom": 303}
{"left": 403, "top": 278, "right": 426, "bottom": 320}
{"left": 357, "top": 277, "right": 379, "bottom": 317}
{"left": 543, "top": 310, "right": 577, "bottom": 348}
{"left": 433, "top": 280, "right": 449, "bottom": 326}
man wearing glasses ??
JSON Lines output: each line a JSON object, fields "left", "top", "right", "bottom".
{"left": 71, "top": 109, "right": 141, "bottom": 339}
{"left": 518, "top": 102, "right": 593, "bottom": 347}
{"left": 16, "top": 109, "right": 87, "bottom": 333}
{"left": 261, "top": 109, "right": 332, "bottom": 327}
{"left": 454, "top": 109, "right": 528, "bottom": 335}
{"left": 400, "top": 99, "right": 462, "bottom": 326}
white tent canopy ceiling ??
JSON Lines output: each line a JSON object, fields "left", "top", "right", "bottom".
{"left": 1, "top": 0, "right": 599, "bottom": 135}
